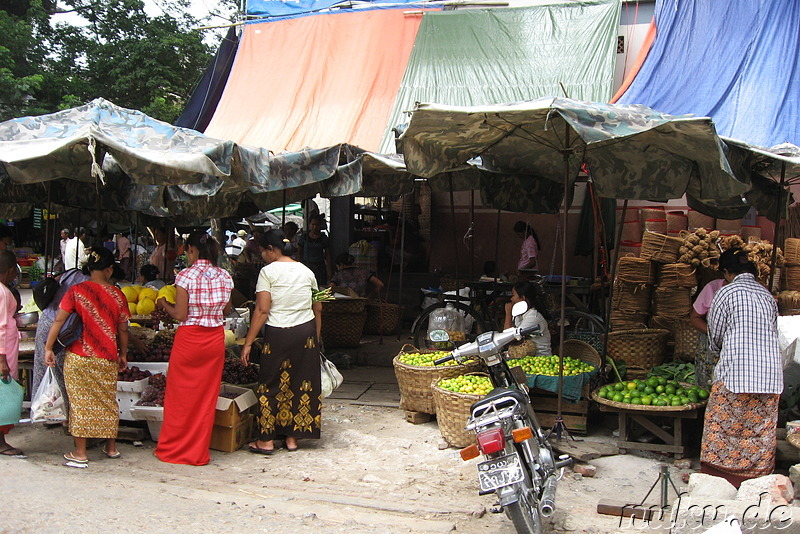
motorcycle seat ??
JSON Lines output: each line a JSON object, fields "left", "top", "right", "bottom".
{"left": 471, "top": 387, "right": 529, "bottom": 411}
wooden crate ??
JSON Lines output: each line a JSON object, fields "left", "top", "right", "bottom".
{"left": 529, "top": 389, "right": 589, "bottom": 434}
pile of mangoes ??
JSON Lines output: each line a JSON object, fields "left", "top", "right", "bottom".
{"left": 121, "top": 285, "right": 177, "bottom": 316}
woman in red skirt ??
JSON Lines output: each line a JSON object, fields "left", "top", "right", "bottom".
{"left": 155, "top": 231, "right": 233, "bottom": 465}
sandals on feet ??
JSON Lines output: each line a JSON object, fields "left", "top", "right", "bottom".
{"left": 0, "top": 446, "right": 25, "bottom": 458}
{"left": 284, "top": 441, "right": 298, "bottom": 452}
{"left": 102, "top": 447, "right": 121, "bottom": 459}
{"left": 248, "top": 442, "right": 275, "bottom": 455}
{"left": 63, "top": 452, "right": 88, "bottom": 467}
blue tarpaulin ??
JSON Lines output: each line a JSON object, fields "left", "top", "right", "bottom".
{"left": 246, "top": 0, "right": 427, "bottom": 17}
{"left": 617, "top": 0, "right": 800, "bottom": 148}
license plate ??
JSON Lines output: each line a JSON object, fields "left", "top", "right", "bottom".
{"left": 477, "top": 453, "right": 524, "bottom": 492}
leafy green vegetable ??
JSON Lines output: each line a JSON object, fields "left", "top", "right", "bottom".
{"left": 312, "top": 287, "right": 334, "bottom": 303}
{"left": 647, "top": 361, "right": 696, "bottom": 383}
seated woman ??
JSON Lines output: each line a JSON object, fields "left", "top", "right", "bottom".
{"left": 328, "top": 253, "right": 384, "bottom": 298}
{"left": 503, "top": 281, "right": 552, "bottom": 357}
{"left": 139, "top": 264, "right": 165, "bottom": 290}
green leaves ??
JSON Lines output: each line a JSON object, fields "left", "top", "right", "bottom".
{"left": 647, "top": 361, "right": 696, "bottom": 383}
{"left": 1, "top": 0, "right": 236, "bottom": 123}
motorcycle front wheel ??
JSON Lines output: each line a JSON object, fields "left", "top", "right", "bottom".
{"left": 504, "top": 489, "right": 542, "bottom": 534}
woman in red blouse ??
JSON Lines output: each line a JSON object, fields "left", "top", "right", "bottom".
{"left": 154, "top": 231, "right": 233, "bottom": 465}
{"left": 45, "top": 247, "right": 130, "bottom": 467}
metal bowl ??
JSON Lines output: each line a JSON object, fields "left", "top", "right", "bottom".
{"left": 14, "top": 312, "right": 39, "bottom": 327}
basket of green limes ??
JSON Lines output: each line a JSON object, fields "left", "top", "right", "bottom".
{"left": 593, "top": 377, "right": 709, "bottom": 411}
{"left": 393, "top": 344, "right": 483, "bottom": 415}
{"left": 431, "top": 373, "right": 493, "bottom": 448}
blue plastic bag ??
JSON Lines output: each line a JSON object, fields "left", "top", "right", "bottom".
{"left": 0, "top": 377, "right": 24, "bottom": 426}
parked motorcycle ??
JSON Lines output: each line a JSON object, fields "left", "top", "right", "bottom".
{"left": 432, "top": 301, "right": 572, "bottom": 534}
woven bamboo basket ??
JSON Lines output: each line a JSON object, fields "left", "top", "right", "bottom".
{"left": 624, "top": 366, "right": 649, "bottom": 380}
{"left": 666, "top": 211, "right": 688, "bottom": 232}
{"left": 606, "top": 328, "right": 670, "bottom": 369}
{"left": 622, "top": 208, "right": 640, "bottom": 222}
{"left": 617, "top": 256, "right": 656, "bottom": 284}
{"left": 507, "top": 338, "right": 537, "bottom": 359}
{"left": 621, "top": 220, "right": 643, "bottom": 242}
{"left": 612, "top": 281, "right": 652, "bottom": 315}
{"left": 393, "top": 345, "right": 483, "bottom": 414}
{"left": 618, "top": 241, "right": 642, "bottom": 257}
{"left": 673, "top": 318, "right": 699, "bottom": 361}
{"left": 786, "top": 265, "right": 800, "bottom": 291}
{"left": 786, "top": 238, "right": 800, "bottom": 265}
{"left": 592, "top": 384, "right": 707, "bottom": 412}
{"left": 653, "top": 287, "right": 693, "bottom": 317}
{"left": 610, "top": 310, "right": 650, "bottom": 331}
{"left": 363, "top": 301, "right": 400, "bottom": 335}
{"left": 657, "top": 263, "right": 698, "bottom": 288}
{"left": 431, "top": 373, "right": 486, "bottom": 447}
{"left": 320, "top": 298, "right": 367, "bottom": 348}
{"left": 778, "top": 291, "right": 800, "bottom": 316}
{"left": 688, "top": 209, "right": 715, "bottom": 231}
{"left": 559, "top": 339, "right": 603, "bottom": 398}
{"left": 640, "top": 207, "right": 666, "bottom": 221}
{"left": 640, "top": 231, "right": 683, "bottom": 264}
{"left": 643, "top": 218, "right": 668, "bottom": 234}
{"left": 716, "top": 218, "right": 742, "bottom": 234}
{"left": 741, "top": 225, "right": 762, "bottom": 241}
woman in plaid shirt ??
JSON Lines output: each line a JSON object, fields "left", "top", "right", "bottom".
{"left": 154, "top": 231, "right": 233, "bottom": 466}
{"left": 701, "top": 247, "right": 782, "bottom": 488}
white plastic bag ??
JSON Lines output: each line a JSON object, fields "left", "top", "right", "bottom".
{"left": 30, "top": 367, "right": 67, "bottom": 423}
{"left": 320, "top": 353, "right": 343, "bottom": 399}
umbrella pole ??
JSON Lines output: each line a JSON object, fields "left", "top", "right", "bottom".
{"left": 602, "top": 199, "right": 627, "bottom": 382}
{"left": 45, "top": 183, "right": 52, "bottom": 275}
{"left": 282, "top": 189, "right": 287, "bottom": 227}
{"left": 398, "top": 193, "right": 406, "bottom": 342}
{"left": 449, "top": 176, "right": 460, "bottom": 288}
{"left": 494, "top": 209, "right": 501, "bottom": 281}
{"left": 548, "top": 142, "right": 572, "bottom": 442}
{"left": 470, "top": 190, "right": 475, "bottom": 281}
{"left": 769, "top": 162, "right": 787, "bottom": 291}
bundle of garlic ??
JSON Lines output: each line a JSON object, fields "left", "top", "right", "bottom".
{"left": 677, "top": 228, "right": 721, "bottom": 268}
{"left": 718, "top": 237, "right": 785, "bottom": 283}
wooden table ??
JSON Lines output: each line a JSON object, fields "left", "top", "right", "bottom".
{"left": 598, "top": 403, "right": 703, "bottom": 459}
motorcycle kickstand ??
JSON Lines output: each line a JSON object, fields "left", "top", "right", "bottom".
{"left": 490, "top": 502, "right": 504, "bottom": 514}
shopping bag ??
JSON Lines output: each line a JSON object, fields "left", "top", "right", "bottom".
{"left": 320, "top": 352, "right": 344, "bottom": 399}
{"left": 30, "top": 367, "right": 67, "bottom": 423}
{"left": 0, "top": 377, "right": 24, "bottom": 426}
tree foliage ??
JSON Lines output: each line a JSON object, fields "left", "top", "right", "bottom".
{"left": 0, "top": 0, "right": 235, "bottom": 123}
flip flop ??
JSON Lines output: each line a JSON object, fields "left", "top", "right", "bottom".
{"left": 248, "top": 444, "right": 275, "bottom": 456}
{"left": 101, "top": 447, "right": 121, "bottom": 459}
{"left": 64, "top": 460, "right": 88, "bottom": 469}
{"left": 0, "top": 446, "right": 25, "bottom": 458}
{"left": 283, "top": 443, "right": 298, "bottom": 452}
{"left": 63, "top": 452, "right": 88, "bottom": 463}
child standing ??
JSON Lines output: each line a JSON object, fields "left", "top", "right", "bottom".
{"left": 0, "top": 250, "right": 23, "bottom": 457}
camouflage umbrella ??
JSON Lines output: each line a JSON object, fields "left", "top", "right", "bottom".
{"left": 397, "top": 97, "right": 751, "bottom": 431}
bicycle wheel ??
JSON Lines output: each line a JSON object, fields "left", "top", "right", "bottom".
{"left": 411, "top": 301, "right": 487, "bottom": 349}
{"left": 548, "top": 309, "right": 605, "bottom": 352}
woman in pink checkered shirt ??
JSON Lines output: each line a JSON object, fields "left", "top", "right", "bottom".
{"left": 154, "top": 231, "right": 233, "bottom": 466}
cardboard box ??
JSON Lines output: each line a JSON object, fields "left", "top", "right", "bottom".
{"left": 214, "top": 384, "right": 258, "bottom": 428}
{"left": 210, "top": 414, "right": 254, "bottom": 452}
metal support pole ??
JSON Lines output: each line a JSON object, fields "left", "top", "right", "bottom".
{"left": 449, "top": 176, "right": 460, "bottom": 287}
{"left": 768, "top": 162, "right": 787, "bottom": 291}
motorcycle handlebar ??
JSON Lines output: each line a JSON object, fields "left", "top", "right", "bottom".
{"left": 434, "top": 354, "right": 455, "bottom": 366}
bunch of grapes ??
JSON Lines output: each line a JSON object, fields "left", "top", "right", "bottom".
{"left": 219, "top": 391, "right": 241, "bottom": 399}
{"left": 150, "top": 309, "right": 176, "bottom": 329}
{"left": 146, "top": 330, "right": 175, "bottom": 362}
{"left": 136, "top": 373, "right": 167, "bottom": 406}
{"left": 127, "top": 345, "right": 149, "bottom": 362}
{"left": 118, "top": 366, "right": 152, "bottom": 382}
{"left": 222, "top": 356, "right": 259, "bottom": 384}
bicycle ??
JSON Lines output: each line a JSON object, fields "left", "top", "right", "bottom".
{"left": 411, "top": 276, "right": 605, "bottom": 350}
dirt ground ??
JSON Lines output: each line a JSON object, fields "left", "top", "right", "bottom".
{"left": 2, "top": 383, "right": 701, "bottom": 534}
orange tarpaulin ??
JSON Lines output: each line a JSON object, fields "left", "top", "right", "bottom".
{"left": 205, "top": 10, "right": 425, "bottom": 152}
